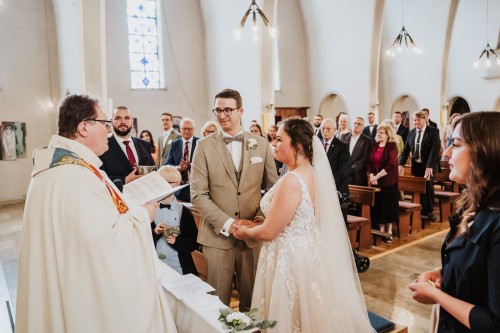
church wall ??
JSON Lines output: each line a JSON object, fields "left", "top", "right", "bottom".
{"left": 446, "top": 0, "right": 500, "bottom": 113}
{"left": 106, "top": 0, "right": 208, "bottom": 140}
{"left": 299, "top": 0, "right": 375, "bottom": 121}
{"left": 0, "top": 0, "right": 59, "bottom": 202}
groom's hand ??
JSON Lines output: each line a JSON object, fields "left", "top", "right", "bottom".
{"left": 230, "top": 219, "right": 255, "bottom": 234}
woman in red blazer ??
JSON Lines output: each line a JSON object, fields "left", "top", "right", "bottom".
{"left": 367, "top": 123, "right": 399, "bottom": 242}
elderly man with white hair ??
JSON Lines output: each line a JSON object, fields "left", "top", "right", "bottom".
{"left": 166, "top": 117, "right": 199, "bottom": 202}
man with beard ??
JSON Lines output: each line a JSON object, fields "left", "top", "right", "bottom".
{"left": 100, "top": 106, "right": 154, "bottom": 184}
{"left": 313, "top": 114, "right": 323, "bottom": 140}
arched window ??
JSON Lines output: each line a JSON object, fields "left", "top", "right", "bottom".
{"left": 127, "top": 0, "right": 165, "bottom": 89}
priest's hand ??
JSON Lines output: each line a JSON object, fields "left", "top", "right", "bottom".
{"left": 144, "top": 201, "right": 159, "bottom": 222}
{"left": 154, "top": 223, "right": 168, "bottom": 235}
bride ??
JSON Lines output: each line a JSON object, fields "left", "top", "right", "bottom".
{"left": 234, "top": 118, "right": 374, "bottom": 332}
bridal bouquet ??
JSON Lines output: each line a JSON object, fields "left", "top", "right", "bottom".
{"left": 219, "top": 308, "right": 277, "bottom": 332}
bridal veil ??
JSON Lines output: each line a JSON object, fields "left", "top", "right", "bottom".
{"left": 312, "top": 136, "right": 374, "bottom": 332}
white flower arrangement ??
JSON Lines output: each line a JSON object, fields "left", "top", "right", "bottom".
{"left": 219, "top": 308, "right": 277, "bottom": 332}
{"left": 246, "top": 138, "right": 258, "bottom": 150}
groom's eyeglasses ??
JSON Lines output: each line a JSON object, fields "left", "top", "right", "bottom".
{"left": 212, "top": 108, "right": 238, "bottom": 116}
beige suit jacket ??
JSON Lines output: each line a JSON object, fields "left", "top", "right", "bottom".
{"left": 191, "top": 131, "right": 278, "bottom": 249}
{"left": 157, "top": 130, "right": 181, "bottom": 168}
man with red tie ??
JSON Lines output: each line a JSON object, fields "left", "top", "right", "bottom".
{"left": 99, "top": 106, "right": 155, "bottom": 184}
{"left": 166, "top": 117, "right": 199, "bottom": 202}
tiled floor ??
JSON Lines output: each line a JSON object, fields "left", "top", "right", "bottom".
{"left": 1, "top": 202, "right": 447, "bottom": 332}
{"left": 0, "top": 202, "right": 23, "bottom": 333}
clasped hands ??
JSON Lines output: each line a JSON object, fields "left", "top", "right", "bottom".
{"left": 407, "top": 268, "right": 442, "bottom": 304}
{"left": 230, "top": 217, "right": 264, "bottom": 241}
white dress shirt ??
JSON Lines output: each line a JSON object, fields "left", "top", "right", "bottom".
{"left": 114, "top": 133, "right": 139, "bottom": 164}
{"left": 220, "top": 130, "right": 244, "bottom": 236}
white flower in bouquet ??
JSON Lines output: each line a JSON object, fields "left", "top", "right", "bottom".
{"left": 219, "top": 308, "right": 277, "bottom": 332}
{"left": 226, "top": 312, "right": 252, "bottom": 326}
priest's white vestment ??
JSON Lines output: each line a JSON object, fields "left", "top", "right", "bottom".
{"left": 16, "top": 135, "right": 177, "bottom": 333}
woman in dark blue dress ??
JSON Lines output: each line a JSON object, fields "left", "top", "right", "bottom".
{"left": 409, "top": 112, "right": 500, "bottom": 332}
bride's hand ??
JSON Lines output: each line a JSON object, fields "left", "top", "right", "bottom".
{"left": 234, "top": 225, "right": 250, "bottom": 241}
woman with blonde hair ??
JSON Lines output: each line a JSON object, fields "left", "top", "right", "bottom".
{"left": 335, "top": 114, "right": 351, "bottom": 141}
{"left": 367, "top": 123, "right": 399, "bottom": 242}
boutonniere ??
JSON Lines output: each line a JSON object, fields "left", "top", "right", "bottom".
{"left": 246, "top": 138, "right": 258, "bottom": 150}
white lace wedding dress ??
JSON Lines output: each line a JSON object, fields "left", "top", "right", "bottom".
{"left": 252, "top": 171, "right": 374, "bottom": 333}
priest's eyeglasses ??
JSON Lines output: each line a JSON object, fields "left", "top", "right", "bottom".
{"left": 212, "top": 107, "right": 238, "bottom": 116}
{"left": 84, "top": 118, "right": 112, "bottom": 129}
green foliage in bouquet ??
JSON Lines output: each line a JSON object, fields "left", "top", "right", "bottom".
{"left": 219, "top": 307, "right": 277, "bottom": 332}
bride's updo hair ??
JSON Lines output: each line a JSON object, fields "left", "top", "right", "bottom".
{"left": 282, "top": 118, "right": 314, "bottom": 163}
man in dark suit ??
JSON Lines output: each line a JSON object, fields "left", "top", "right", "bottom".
{"left": 362, "top": 111, "right": 378, "bottom": 140}
{"left": 321, "top": 118, "right": 351, "bottom": 195}
{"left": 393, "top": 111, "right": 409, "bottom": 144}
{"left": 421, "top": 108, "right": 438, "bottom": 128}
{"left": 166, "top": 118, "right": 199, "bottom": 202}
{"left": 398, "top": 110, "right": 441, "bottom": 220}
{"left": 313, "top": 114, "right": 323, "bottom": 141}
{"left": 344, "top": 117, "right": 372, "bottom": 186}
{"left": 99, "top": 106, "right": 154, "bottom": 184}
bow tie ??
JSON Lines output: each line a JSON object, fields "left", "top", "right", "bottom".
{"left": 159, "top": 203, "right": 171, "bottom": 209}
{"left": 223, "top": 134, "right": 244, "bottom": 144}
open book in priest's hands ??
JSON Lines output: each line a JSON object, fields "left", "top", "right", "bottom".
{"left": 122, "top": 171, "right": 191, "bottom": 208}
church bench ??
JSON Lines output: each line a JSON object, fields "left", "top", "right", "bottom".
{"left": 346, "top": 215, "right": 370, "bottom": 250}
{"left": 191, "top": 250, "right": 207, "bottom": 282}
{"left": 348, "top": 185, "right": 381, "bottom": 250}
{"left": 398, "top": 201, "right": 421, "bottom": 237}
{"left": 398, "top": 176, "right": 427, "bottom": 234}
{"left": 434, "top": 190, "right": 461, "bottom": 223}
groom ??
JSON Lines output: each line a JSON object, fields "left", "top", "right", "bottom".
{"left": 191, "top": 89, "right": 278, "bottom": 310}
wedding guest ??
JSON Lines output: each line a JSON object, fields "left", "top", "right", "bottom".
{"left": 398, "top": 110, "right": 441, "bottom": 221}
{"left": 313, "top": 114, "right": 323, "bottom": 139}
{"left": 267, "top": 124, "right": 278, "bottom": 143}
{"left": 393, "top": 111, "right": 409, "bottom": 144}
{"left": 363, "top": 111, "right": 378, "bottom": 140}
{"left": 344, "top": 117, "right": 372, "bottom": 186}
{"left": 335, "top": 113, "right": 351, "bottom": 141}
{"left": 99, "top": 106, "right": 155, "bottom": 184}
{"left": 381, "top": 119, "right": 404, "bottom": 158}
{"left": 249, "top": 123, "right": 265, "bottom": 137}
{"left": 140, "top": 129, "right": 158, "bottom": 166}
{"left": 201, "top": 121, "right": 218, "bottom": 137}
{"left": 166, "top": 118, "right": 199, "bottom": 202}
{"left": 157, "top": 112, "right": 181, "bottom": 168}
{"left": 321, "top": 118, "right": 351, "bottom": 195}
{"left": 409, "top": 111, "right": 500, "bottom": 332}
{"left": 367, "top": 124, "right": 399, "bottom": 242}
{"left": 191, "top": 88, "right": 278, "bottom": 311}
{"left": 15, "top": 94, "right": 177, "bottom": 333}
{"left": 152, "top": 166, "right": 199, "bottom": 275}
{"left": 422, "top": 108, "right": 438, "bottom": 128}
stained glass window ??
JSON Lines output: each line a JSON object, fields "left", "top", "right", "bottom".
{"left": 127, "top": 0, "right": 165, "bottom": 89}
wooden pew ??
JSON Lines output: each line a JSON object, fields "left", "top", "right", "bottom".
{"left": 433, "top": 168, "right": 461, "bottom": 222}
{"left": 399, "top": 176, "right": 427, "bottom": 234}
{"left": 186, "top": 208, "right": 208, "bottom": 281}
{"left": 348, "top": 185, "right": 380, "bottom": 250}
